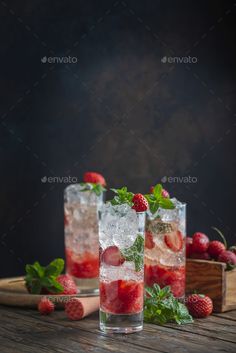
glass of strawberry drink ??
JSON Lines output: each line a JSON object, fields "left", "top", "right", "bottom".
{"left": 145, "top": 185, "right": 186, "bottom": 299}
{"left": 99, "top": 189, "right": 146, "bottom": 333}
{"left": 64, "top": 173, "right": 105, "bottom": 295}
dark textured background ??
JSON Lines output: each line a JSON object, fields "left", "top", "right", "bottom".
{"left": 0, "top": 0, "right": 236, "bottom": 277}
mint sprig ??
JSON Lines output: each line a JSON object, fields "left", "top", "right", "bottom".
{"left": 25, "top": 258, "right": 64, "bottom": 294}
{"left": 145, "top": 184, "right": 175, "bottom": 214}
{"left": 121, "top": 234, "right": 144, "bottom": 271}
{"left": 144, "top": 284, "right": 193, "bottom": 325}
{"left": 110, "top": 187, "right": 134, "bottom": 206}
{"left": 79, "top": 182, "right": 106, "bottom": 196}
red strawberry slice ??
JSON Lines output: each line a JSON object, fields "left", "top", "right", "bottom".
{"left": 101, "top": 246, "right": 125, "bottom": 266}
{"left": 145, "top": 231, "right": 155, "bottom": 249}
{"left": 164, "top": 231, "right": 183, "bottom": 252}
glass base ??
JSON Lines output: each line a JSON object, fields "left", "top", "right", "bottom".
{"left": 72, "top": 276, "right": 99, "bottom": 296}
{"left": 99, "top": 310, "right": 143, "bottom": 334}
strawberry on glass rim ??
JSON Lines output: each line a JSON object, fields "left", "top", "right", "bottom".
{"left": 83, "top": 171, "right": 106, "bottom": 186}
{"left": 132, "top": 193, "right": 148, "bottom": 212}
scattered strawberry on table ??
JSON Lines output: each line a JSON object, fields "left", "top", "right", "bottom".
{"left": 186, "top": 294, "right": 213, "bottom": 318}
{"left": 38, "top": 297, "right": 55, "bottom": 315}
{"left": 186, "top": 227, "right": 236, "bottom": 270}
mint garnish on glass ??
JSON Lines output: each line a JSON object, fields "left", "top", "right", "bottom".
{"left": 110, "top": 187, "right": 134, "bottom": 206}
{"left": 145, "top": 184, "right": 175, "bottom": 214}
{"left": 144, "top": 284, "right": 193, "bottom": 325}
{"left": 79, "top": 182, "right": 106, "bottom": 196}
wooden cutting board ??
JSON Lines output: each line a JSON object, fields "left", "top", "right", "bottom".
{"left": 0, "top": 276, "right": 89, "bottom": 308}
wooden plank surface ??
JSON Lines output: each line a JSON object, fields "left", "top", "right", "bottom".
{"left": 0, "top": 305, "right": 235, "bottom": 353}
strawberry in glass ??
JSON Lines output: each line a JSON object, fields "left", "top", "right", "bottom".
{"left": 64, "top": 172, "right": 105, "bottom": 294}
{"left": 144, "top": 184, "right": 186, "bottom": 299}
{"left": 99, "top": 187, "right": 146, "bottom": 334}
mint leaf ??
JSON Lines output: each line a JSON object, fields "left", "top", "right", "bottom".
{"left": 153, "top": 184, "right": 162, "bottom": 197}
{"left": 121, "top": 235, "right": 144, "bottom": 271}
{"left": 145, "top": 183, "right": 175, "bottom": 214}
{"left": 25, "top": 264, "right": 40, "bottom": 278}
{"left": 41, "top": 277, "right": 64, "bottom": 293}
{"left": 159, "top": 198, "right": 175, "bottom": 209}
{"left": 45, "top": 258, "right": 64, "bottom": 277}
{"left": 110, "top": 187, "right": 134, "bottom": 206}
{"left": 79, "top": 182, "right": 106, "bottom": 196}
{"left": 29, "top": 280, "right": 42, "bottom": 294}
{"left": 25, "top": 258, "right": 65, "bottom": 294}
{"left": 32, "top": 261, "right": 44, "bottom": 277}
{"left": 144, "top": 285, "right": 193, "bottom": 325}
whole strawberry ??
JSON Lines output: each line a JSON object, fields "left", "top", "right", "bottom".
{"left": 83, "top": 171, "right": 106, "bottom": 186}
{"left": 208, "top": 241, "right": 226, "bottom": 260}
{"left": 38, "top": 297, "right": 54, "bottom": 315}
{"left": 192, "top": 232, "right": 209, "bottom": 253}
{"left": 55, "top": 274, "right": 78, "bottom": 295}
{"left": 186, "top": 237, "right": 193, "bottom": 257}
{"left": 186, "top": 294, "right": 213, "bottom": 318}
{"left": 218, "top": 250, "right": 236, "bottom": 269}
{"left": 132, "top": 193, "right": 148, "bottom": 212}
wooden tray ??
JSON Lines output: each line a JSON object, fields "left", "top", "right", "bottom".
{"left": 0, "top": 277, "right": 92, "bottom": 308}
{"left": 186, "top": 259, "right": 236, "bottom": 312}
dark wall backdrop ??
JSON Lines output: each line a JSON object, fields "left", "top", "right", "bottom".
{"left": 0, "top": 0, "right": 236, "bottom": 277}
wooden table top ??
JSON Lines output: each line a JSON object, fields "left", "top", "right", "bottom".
{"left": 0, "top": 305, "right": 235, "bottom": 353}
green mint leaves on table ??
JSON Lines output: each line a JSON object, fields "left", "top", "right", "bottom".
{"left": 79, "top": 182, "right": 106, "bottom": 196}
{"left": 145, "top": 184, "right": 175, "bottom": 214}
{"left": 110, "top": 187, "right": 134, "bottom": 206}
{"left": 25, "top": 258, "right": 64, "bottom": 294}
{"left": 121, "top": 234, "right": 144, "bottom": 272}
{"left": 144, "top": 284, "right": 193, "bottom": 325}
